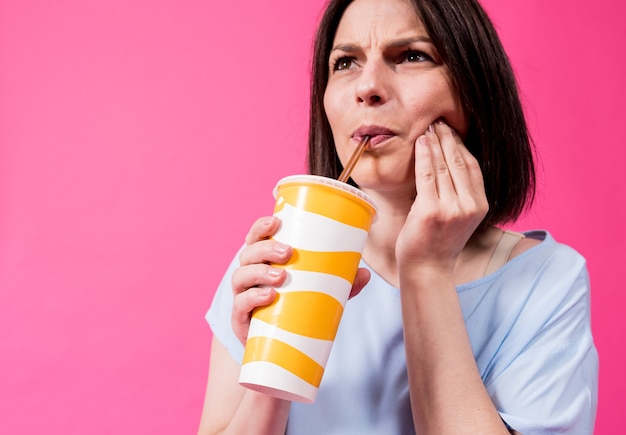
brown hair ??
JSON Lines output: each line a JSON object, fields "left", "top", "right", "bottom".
{"left": 307, "top": 0, "right": 535, "bottom": 225}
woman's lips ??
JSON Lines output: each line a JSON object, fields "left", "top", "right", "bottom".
{"left": 364, "top": 134, "right": 394, "bottom": 147}
{"left": 352, "top": 126, "right": 396, "bottom": 148}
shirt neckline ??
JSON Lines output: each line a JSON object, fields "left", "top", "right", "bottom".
{"left": 361, "top": 230, "right": 550, "bottom": 294}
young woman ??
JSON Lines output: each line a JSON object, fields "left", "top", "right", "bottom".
{"left": 198, "top": 0, "right": 598, "bottom": 433}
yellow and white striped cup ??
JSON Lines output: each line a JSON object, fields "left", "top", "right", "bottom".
{"left": 239, "top": 175, "right": 377, "bottom": 403}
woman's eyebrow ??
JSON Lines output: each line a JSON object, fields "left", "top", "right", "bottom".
{"left": 386, "top": 36, "right": 432, "bottom": 48}
{"left": 330, "top": 43, "right": 360, "bottom": 53}
{"left": 331, "top": 36, "right": 433, "bottom": 53}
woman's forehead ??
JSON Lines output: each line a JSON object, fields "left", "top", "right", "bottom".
{"left": 333, "top": 0, "right": 426, "bottom": 46}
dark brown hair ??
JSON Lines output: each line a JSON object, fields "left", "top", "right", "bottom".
{"left": 307, "top": 0, "right": 535, "bottom": 225}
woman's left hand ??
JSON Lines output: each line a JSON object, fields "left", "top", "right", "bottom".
{"left": 395, "top": 120, "right": 489, "bottom": 274}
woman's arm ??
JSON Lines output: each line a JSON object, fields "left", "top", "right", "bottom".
{"left": 396, "top": 122, "right": 510, "bottom": 433}
{"left": 197, "top": 337, "right": 291, "bottom": 435}
{"left": 399, "top": 269, "right": 511, "bottom": 433}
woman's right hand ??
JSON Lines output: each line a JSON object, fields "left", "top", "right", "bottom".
{"left": 231, "top": 215, "right": 372, "bottom": 345}
{"left": 231, "top": 216, "right": 292, "bottom": 345}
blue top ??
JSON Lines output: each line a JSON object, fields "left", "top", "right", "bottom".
{"left": 206, "top": 231, "right": 598, "bottom": 434}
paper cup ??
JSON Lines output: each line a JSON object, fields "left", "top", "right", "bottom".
{"left": 238, "top": 175, "right": 377, "bottom": 403}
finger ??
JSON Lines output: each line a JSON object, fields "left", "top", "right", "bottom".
{"left": 239, "top": 237, "right": 292, "bottom": 267}
{"left": 426, "top": 122, "right": 457, "bottom": 198}
{"left": 348, "top": 267, "right": 371, "bottom": 300}
{"left": 232, "top": 262, "right": 287, "bottom": 295}
{"left": 433, "top": 121, "right": 472, "bottom": 196}
{"left": 244, "top": 216, "right": 281, "bottom": 246}
{"left": 231, "top": 286, "right": 277, "bottom": 344}
{"left": 456, "top": 140, "right": 486, "bottom": 198}
{"left": 437, "top": 124, "right": 485, "bottom": 199}
{"left": 414, "top": 134, "right": 439, "bottom": 203}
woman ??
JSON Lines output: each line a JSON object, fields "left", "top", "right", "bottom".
{"left": 198, "top": 0, "right": 598, "bottom": 433}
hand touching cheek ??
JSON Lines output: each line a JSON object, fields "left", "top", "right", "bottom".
{"left": 395, "top": 121, "right": 488, "bottom": 272}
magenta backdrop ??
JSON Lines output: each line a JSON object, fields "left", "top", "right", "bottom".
{"left": 0, "top": 0, "right": 623, "bottom": 433}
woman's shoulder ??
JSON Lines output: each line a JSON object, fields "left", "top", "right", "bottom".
{"left": 496, "top": 230, "right": 589, "bottom": 302}
{"left": 458, "top": 230, "right": 588, "bottom": 293}
{"left": 513, "top": 230, "right": 586, "bottom": 265}
{"left": 461, "top": 230, "right": 591, "bottom": 339}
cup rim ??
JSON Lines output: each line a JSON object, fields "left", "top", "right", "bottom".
{"left": 273, "top": 174, "right": 378, "bottom": 215}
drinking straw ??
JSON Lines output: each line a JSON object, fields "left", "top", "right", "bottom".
{"left": 338, "top": 136, "right": 370, "bottom": 183}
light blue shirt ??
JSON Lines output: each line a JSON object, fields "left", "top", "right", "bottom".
{"left": 206, "top": 231, "right": 598, "bottom": 434}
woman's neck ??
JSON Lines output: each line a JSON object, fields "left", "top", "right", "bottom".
{"left": 360, "top": 188, "right": 415, "bottom": 287}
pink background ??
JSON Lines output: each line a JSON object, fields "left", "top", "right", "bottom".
{"left": 0, "top": 0, "right": 623, "bottom": 433}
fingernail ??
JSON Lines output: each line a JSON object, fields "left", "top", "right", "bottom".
{"left": 263, "top": 216, "right": 274, "bottom": 227}
{"left": 418, "top": 135, "right": 428, "bottom": 146}
{"left": 427, "top": 124, "right": 435, "bottom": 133}
{"left": 274, "top": 243, "right": 289, "bottom": 254}
{"left": 258, "top": 287, "right": 272, "bottom": 296}
{"left": 267, "top": 267, "right": 282, "bottom": 277}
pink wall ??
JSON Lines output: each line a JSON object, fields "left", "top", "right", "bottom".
{"left": 0, "top": 0, "right": 623, "bottom": 433}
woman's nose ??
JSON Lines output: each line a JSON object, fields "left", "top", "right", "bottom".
{"left": 355, "top": 60, "right": 388, "bottom": 106}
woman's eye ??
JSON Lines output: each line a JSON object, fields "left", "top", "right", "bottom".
{"left": 403, "top": 50, "right": 432, "bottom": 63}
{"left": 334, "top": 57, "right": 355, "bottom": 71}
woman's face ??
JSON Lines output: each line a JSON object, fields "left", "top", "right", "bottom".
{"left": 324, "top": 0, "right": 467, "bottom": 194}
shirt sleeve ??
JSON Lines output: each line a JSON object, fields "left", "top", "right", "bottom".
{"left": 487, "top": 250, "right": 598, "bottom": 434}
{"left": 205, "top": 247, "right": 245, "bottom": 364}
